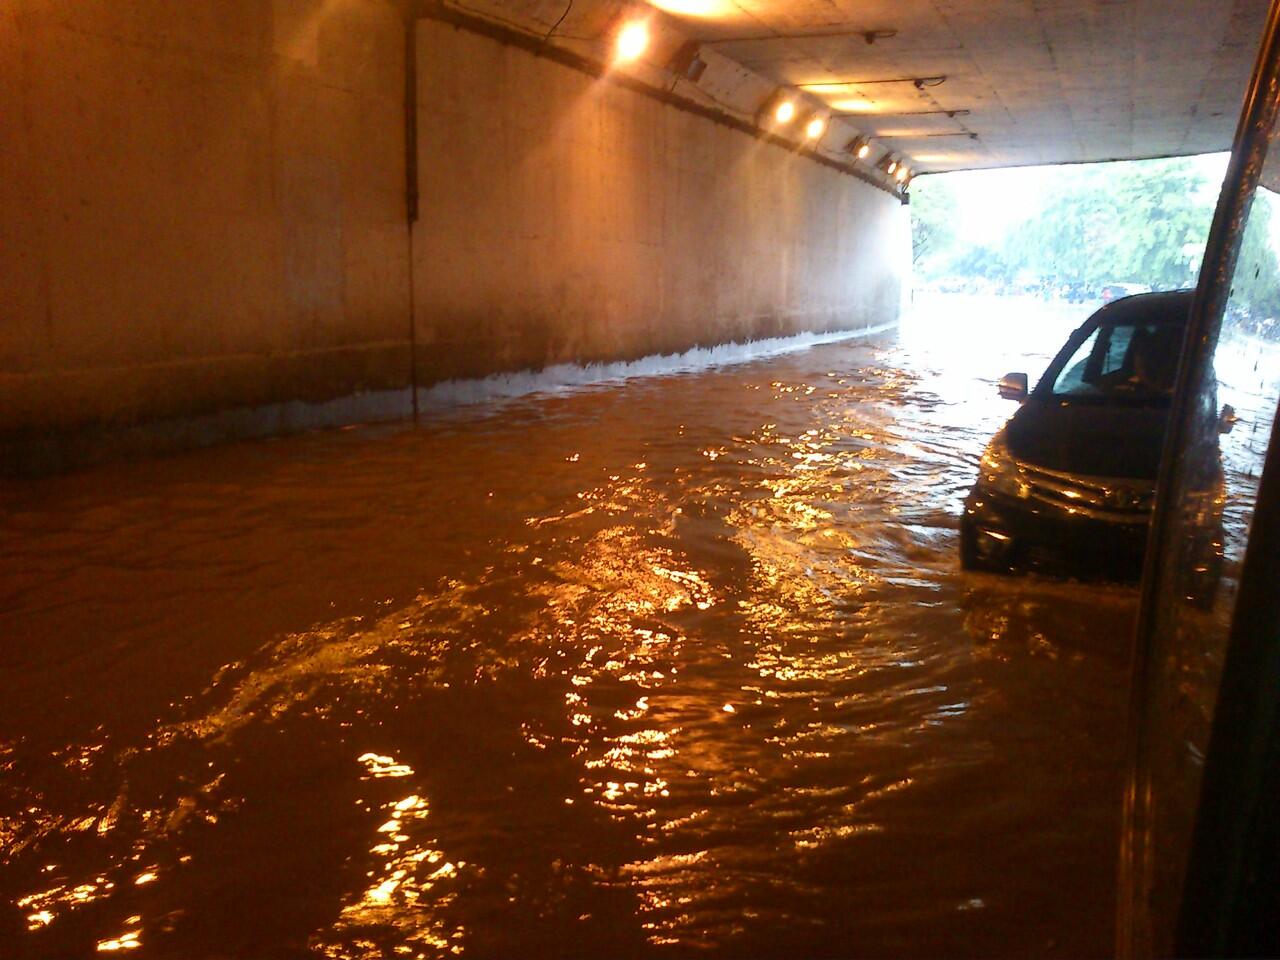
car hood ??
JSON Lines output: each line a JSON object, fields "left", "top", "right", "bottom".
{"left": 1005, "top": 398, "right": 1170, "bottom": 479}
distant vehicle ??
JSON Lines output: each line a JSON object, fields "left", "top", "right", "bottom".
{"left": 1099, "top": 281, "right": 1150, "bottom": 303}
{"left": 961, "top": 291, "right": 1232, "bottom": 586}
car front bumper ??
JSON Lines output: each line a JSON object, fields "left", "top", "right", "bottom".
{"left": 962, "top": 483, "right": 1150, "bottom": 580}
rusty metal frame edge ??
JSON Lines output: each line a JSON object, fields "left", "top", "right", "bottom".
{"left": 1178, "top": 369, "right": 1280, "bottom": 955}
{"left": 1117, "top": 0, "right": 1280, "bottom": 955}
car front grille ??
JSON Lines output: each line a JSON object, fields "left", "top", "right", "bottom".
{"left": 1016, "top": 460, "right": 1154, "bottom": 521}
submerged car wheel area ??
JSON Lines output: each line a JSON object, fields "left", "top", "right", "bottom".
{"left": 961, "top": 291, "right": 1228, "bottom": 585}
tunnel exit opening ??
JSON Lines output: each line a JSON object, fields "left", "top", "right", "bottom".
{"left": 908, "top": 153, "right": 1254, "bottom": 308}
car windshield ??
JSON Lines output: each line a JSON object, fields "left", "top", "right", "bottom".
{"left": 1049, "top": 319, "right": 1182, "bottom": 402}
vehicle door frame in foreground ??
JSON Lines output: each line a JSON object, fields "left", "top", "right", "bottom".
{"left": 1118, "top": 0, "right": 1280, "bottom": 956}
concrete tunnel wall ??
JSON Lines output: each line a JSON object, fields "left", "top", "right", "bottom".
{"left": 411, "top": 19, "right": 909, "bottom": 380}
{"left": 0, "top": 1, "right": 910, "bottom": 471}
{"left": 1, "top": 0, "right": 413, "bottom": 468}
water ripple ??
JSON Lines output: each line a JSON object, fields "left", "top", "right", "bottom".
{"left": 0, "top": 295, "right": 1133, "bottom": 958}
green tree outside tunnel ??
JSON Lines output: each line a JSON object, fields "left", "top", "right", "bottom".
{"left": 909, "top": 156, "right": 1280, "bottom": 328}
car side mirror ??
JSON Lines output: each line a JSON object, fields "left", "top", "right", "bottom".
{"left": 998, "top": 372, "right": 1029, "bottom": 401}
{"left": 1219, "top": 403, "right": 1239, "bottom": 434}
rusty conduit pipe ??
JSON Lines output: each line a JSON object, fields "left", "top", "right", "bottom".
{"left": 404, "top": 1, "right": 422, "bottom": 421}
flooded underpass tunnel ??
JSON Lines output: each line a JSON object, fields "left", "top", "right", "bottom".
{"left": 2, "top": 301, "right": 1142, "bottom": 957}
{"left": 6, "top": 0, "right": 1280, "bottom": 957}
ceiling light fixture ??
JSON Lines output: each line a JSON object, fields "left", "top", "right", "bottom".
{"left": 615, "top": 20, "right": 649, "bottom": 62}
{"left": 668, "top": 40, "right": 708, "bottom": 82}
{"left": 855, "top": 108, "right": 972, "bottom": 118}
{"left": 844, "top": 135, "right": 873, "bottom": 159}
{"left": 757, "top": 89, "right": 802, "bottom": 129}
{"left": 797, "top": 75, "right": 946, "bottom": 90}
{"left": 703, "top": 27, "right": 897, "bottom": 45}
{"left": 804, "top": 115, "right": 827, "bottom": 139}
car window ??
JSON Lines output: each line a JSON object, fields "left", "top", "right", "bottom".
{"left": 1050, "top": 328, "right": 1100, "bottom": 394}
{"left": 1101, "top": 324, "right": 1135, "bottom": 377}
{"left": 1049, "top": 321, "right": 1178, "bottom": 400}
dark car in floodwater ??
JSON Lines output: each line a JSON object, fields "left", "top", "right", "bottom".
{"left": 962, "top": 290, "right": 1231, "bottom": 584}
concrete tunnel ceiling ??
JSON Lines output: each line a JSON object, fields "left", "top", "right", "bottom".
{"left": 471, "top": 0, "right": 1270, "bottom": 174}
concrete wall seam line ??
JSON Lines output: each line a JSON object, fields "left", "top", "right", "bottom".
{"left": 413, "top": 0, "right": 904, "bottom": 201}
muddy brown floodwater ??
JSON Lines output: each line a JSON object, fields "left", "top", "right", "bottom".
{"left": 1, "top": 294, "right": 1137, "bottom": 959}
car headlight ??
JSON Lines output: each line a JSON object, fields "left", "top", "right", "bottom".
{"left": 977, "top": 432, "right": 1031, "bottom": 500}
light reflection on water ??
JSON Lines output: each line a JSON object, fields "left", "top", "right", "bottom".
{"left": 0, "top": 294, "right": 1144, "bottom": 957}
{"left": 314, "top": 754, "right": 467, "bottom": 958}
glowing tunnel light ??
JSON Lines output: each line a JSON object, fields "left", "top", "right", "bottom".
{"left": 845, "top": 136, "right": 873, "bottom": 160}
{"left": 616, "top": 21, "right": 649, "bottom": 62}
{"left": 774, "top": 100, "right": 796, "bottom": 124}
{"left": 804, "top": 116, "right": 827, "bottom": 139}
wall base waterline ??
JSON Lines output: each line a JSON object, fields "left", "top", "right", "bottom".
{"left": 0, "top": 322, "right": 896, "bottom": 477}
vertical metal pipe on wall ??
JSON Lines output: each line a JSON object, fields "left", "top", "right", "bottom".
{"left": 405, "top": 2, "right": 422, "bottom": 420}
